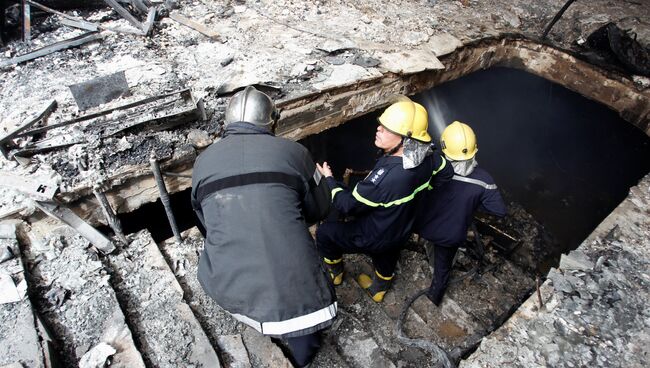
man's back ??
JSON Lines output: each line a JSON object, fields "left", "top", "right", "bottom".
{"left": 415, "top": 167, "right": 506, "bottom": 246}
{"left": 192, "top": 122, "right": 335, "bottom": 336}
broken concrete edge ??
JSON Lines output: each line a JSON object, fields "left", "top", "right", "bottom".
{"left": 0, "top": 223, "right": 48, "bottom": 367}
{"left": 461, "top": 173, "right": 650, "bottom": 367}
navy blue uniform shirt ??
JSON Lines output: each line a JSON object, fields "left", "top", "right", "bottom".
{"left": 414, "top": 167, "right": 506, "bottom": 247}
{"left": 326, "top": 152, "right": 452, "bottom": 249}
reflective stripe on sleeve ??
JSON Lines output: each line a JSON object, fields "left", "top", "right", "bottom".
{"left": 331, "top": 187, "right": 343, "bottom": 200}
{"left": 352, "top": 179, "right": 430, "bottom": 208}
{"left": 451, "top": 175, "right": 498, "bottom": 189}
{"left": 232, "top": 302, "right": 338, "bottom": 335}
{"left": 427, "top": 157, "right": 448, "bottom": 190}
{"left": 432, "top": 156, "right": 447, "bottom": 175}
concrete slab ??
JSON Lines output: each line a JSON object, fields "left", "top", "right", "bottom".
{"left": 21, "top": 224, "right": 144, "bottom": 368}
{"left": 107, "top": 229, "right": 220, "bottom": 368}
{"left": 0, "top": 237, "right": 44, "bottom": 368}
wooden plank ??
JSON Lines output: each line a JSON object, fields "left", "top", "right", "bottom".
{"left": 58, "top": 17, "right": 99, "bottom": 31}
{"left": 33, "top": 201, "right": 115, "bottom": 254}
{"left": 0, "top": 100, "right": 57, "bottom": 158}
{"left": 169, "top": 12, "right": 221, "bottom": 41}
{"left": 0, "top": 32, "right": 101, "bottom": 68}
{"left": 142, "top": 6, "right": 156, "bottom": 35}
{"left": 104, "top": 0, "right": 143, "bottom": 30}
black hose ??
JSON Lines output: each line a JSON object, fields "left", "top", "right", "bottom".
{"left": 541, "top": 0, "right": 577, "bottom": 39}
{"left": 395, "top": 223, "right": 498, "bottom": 366}
{"left": 395, "top": 289, "right": 454, "bottom": 368}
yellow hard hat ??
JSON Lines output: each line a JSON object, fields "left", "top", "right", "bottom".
{"left": 440, "top": 121, "right": 478, "bottom": 161}
{"left": 411, "top": 103, "right": 432, "bottom": 143}
{"left": 377, "top": 98, "right": 431, "bottom": 142}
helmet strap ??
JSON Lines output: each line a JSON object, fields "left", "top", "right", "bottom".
{"left": 384, "top": 138, "right": 404, "bottom": 156}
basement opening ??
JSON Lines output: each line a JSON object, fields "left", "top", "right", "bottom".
{"left": 116, "top": 66, "right": 650, "bottom": 275}
{"left": 68, "top": 66, "right": 650, "bottom": 366}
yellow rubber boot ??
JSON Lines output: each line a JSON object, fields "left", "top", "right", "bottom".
{"left": 323, "top": 258, "right": 344, "bottom": 286}
{"left": 357, "top": 271, "right": 393, "bottom": 303}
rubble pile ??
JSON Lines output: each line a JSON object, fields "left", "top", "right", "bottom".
{"left": 21, "top": 224, "right": 143, "bottom": 368}
{"left": 462, "top": 173, "right": 650, "bottom": 368}
{"left": 0, "top": 0, "right": 647, "bottom": 367}
{"left": 106, "top": 230, "right": 220, "bottom": 367}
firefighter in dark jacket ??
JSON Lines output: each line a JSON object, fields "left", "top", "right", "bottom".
{"left": 414, "top": 121, "right": 507, "bottom": 306}
{"left": 316, "top": 97, "right": 453, "bottom": 302}
{"left": 191, "top": 86, "right": 336, "bottom": 367}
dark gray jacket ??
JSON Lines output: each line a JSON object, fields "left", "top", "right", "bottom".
{"left": 191, "top": 122, "right": 336, "bottom": 337}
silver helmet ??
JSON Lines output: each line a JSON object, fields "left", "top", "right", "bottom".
{"left": 224, "top": 86, "right": 279, "bottom": 127}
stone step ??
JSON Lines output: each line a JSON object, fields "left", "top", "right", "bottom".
{"left": 19, "top": 221, "right": 145, "bottom": 368}
{"left": 0, "top": 222, "right": 45, "bottom": 368}
{"left": 158, "top": 227, "right": 290, "bottom": 368}
{"left": 328, "top": 253, "right": 434, "bottom": 367}
{"left": 387, "top": 249, "right": 486, "bottom": 352}
{"left": 328, "top": 309, "right": 396, "bottom": 368}
{"left": 106, "top": 229, "right": 220, "bottom": 368}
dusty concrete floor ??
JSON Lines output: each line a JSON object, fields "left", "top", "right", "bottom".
{"left": 0, "top": 0, "right": 649, "bottom": 367}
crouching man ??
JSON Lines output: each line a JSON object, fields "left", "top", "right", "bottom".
{"left": 191, "top": 86, "right": 336, "bottom": 367}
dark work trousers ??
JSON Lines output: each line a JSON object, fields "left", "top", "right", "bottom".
{"left": 425, "top": 242, "right": 459, "bottom": 306}
{"left": 316, "top": 221, "right": 403, "bottom": 277}
{"left": 286, "top": 332, "right": 321, "bottom": 367}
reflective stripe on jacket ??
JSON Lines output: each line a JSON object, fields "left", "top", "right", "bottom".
{"left": 326, "top": 151, "right": 452, "bottom": 250}
{"left": 414, "top": 167, "right": 507, "bottom": 247}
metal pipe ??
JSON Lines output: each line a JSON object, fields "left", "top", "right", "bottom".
{"left": 150, "top": 153, "right": 183, "bottom": 243}
{"left": 92, "top": 186, "right": 128, "bottom": 245}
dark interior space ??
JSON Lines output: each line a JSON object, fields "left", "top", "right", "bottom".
{"left": 111, "top": 186, "right": 199, "bottom": 243}
{"left": 115, "top": 67, "right": 650, "bottom": 272}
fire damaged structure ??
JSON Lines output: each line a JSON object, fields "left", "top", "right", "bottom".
{"left": 0, "top": 1, "right": 649, "bottom": 367}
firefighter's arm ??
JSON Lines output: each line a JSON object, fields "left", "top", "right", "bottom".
{"left": 318, "top": 162, "right": 383, "bottom": 216}
{"left": 478, "top": 187, "right": 507, "bottom": 217}
{"left": 429, "top": 154, "right": 453, "bottom": 189}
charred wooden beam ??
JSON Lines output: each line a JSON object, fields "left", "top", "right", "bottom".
{"left": 169, "top": 12, "right": 221, "bottom": 41}
{"left": 10, "top": 89, "right": 205, "bottom": 157}
{"left": 33, "top": 200, "right": 115, "bottom": 254}
{"left": 0, "top": 99, "right": 57, "bottom": 158}
{"left": 93, "top": 186, "right": 128, "bottom": 245}
{"left": 150, "top": 153, "right": 182, "bottom": 243}
{"left": 0, "top": 32, "right": 101, "bottom": 68}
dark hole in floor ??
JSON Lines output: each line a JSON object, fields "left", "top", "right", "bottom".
{"left": 115, "top": 67, "right": 650, "bottom": 274}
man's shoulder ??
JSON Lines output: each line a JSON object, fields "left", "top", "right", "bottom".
{"left": 468, "top": 167, "right": 496, "bottom": 184}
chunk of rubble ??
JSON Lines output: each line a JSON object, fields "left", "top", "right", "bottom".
{"left": 0, "top": 227, "right": 44, "bottom": 367}
{"left": 107, "top": 229, "right": 220, "bottom": 367}
{"left": 22, "top": 224, "right": 144, "bottom": 367}
{"left": 559, "top": 249, "right": 593, "bottom": 271}
{"left": 79, "top": 342, "right": 116, "bottom": 368}
{"left": 375, "top": 49, "right": 444, "bottom": 74}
